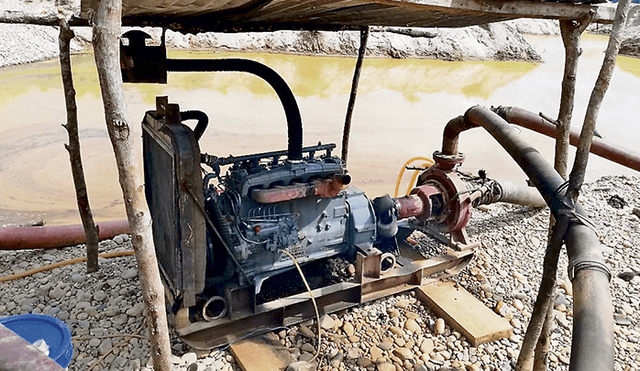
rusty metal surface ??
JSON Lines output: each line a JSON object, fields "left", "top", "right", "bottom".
{"left": 175, "top": 244, "right": 474, "bottom": 349}
{"left": 494, "top": 106, "right": 640, "bottom": 173}
{"left": 251, "top": 176, "right": 346, "bottom": 203}
{"left": 0, "top": 220, "right": 130, "bottom": 250}
{"left": 0, "top": 324, "right": 65, "bottom": 371}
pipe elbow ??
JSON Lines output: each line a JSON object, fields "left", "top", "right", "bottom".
{"left": 441, "top": 114, "right": 478, "bottom": 156}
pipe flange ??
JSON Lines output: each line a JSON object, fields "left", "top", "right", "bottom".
{"left": 432, "top": 151, "right": 465, "bottom": 170}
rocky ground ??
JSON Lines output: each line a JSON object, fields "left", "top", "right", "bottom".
{"left": 1, "top": 175, "right": 639, "bottom": 371}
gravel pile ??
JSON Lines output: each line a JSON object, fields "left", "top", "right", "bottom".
{"left": 1, "top": 175, "right": 639, "bottom": 371}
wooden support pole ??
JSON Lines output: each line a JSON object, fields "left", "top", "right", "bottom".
{"left": 91, "top": 0, "right": 172, "bottom": 369}
{"left": 59, "top": 19, "right": 100, "bottom": 273}
{"left": 523, "top": 2, "right": 630, "bottom": 370}
{"left": 532, "top": 295, "right": 555, "bottom": 371}
{"left": 568, "top": 0, "right": 631, "bottom": 203}
{"left": 555, "top": 14, "right": 593, "bottom": 180}
{"left": 527, "top": 14, "right": 592, "bottom": 371}
{"left": 516, "top": 217, "right": 569, "bottom": 371}
{"left": 341, "top": 27, "right": 369, "bottom": 163}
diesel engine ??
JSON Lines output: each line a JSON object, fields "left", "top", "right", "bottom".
{"left": 138, "top": 59, "right": 539, "bottom": 348}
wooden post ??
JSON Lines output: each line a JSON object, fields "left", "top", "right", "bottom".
{"left": 59, "top": 19, "right": 100, "bottom": 273}
{"left": 522, "top": 2, "right": 631, "bottom": 370}
{"left": 516, "top": 218, "right": 569, "bottom": 371}
{"left": 555, "top": 14, "right": 593, "bottom": 179}
{"left": 341, "top": 27, "right": 369, "bottom": 163}
{"left": 568, "top": 0, "right": 631, "bottom": 202}
{"left": 91, "top": 0, "right": 172, "bottom": 370}
{"left": 525, "top": 14, "right": 593, "bottom": 371}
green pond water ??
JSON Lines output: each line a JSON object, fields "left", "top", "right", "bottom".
{"left": 1, "top": 34, "right": 639, "bottom": 225}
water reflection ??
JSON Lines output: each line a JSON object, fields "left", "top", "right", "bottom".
{"left": 0, "top": 36, "right": 639, "bottom": 225}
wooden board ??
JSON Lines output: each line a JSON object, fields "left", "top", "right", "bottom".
{"left": 417, "top": 280, "right": 512, "bottom": 346}
{"left": 230, "top": 332, "right": 294, "bottom": 371}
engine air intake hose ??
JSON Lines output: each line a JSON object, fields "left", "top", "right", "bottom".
{"left": 180, "top": 110, "right": 209, "bottom": 141}
{"left": 167, "top": 58, "right": 303, "bottom": 160}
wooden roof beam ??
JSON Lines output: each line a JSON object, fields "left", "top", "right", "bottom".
{"left": 390, "top": 0, "right": 616, "bottom": 23}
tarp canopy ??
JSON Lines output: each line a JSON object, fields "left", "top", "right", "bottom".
{"left": 80, "top": 0, "right": 615, "bottom": 33}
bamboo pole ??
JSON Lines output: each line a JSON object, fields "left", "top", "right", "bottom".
{"left": 91, "top": 0, "right": 172, "bottom": 369}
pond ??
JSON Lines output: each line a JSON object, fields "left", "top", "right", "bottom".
{"left": 1, "top": 33, "right": 639, "bottom": 225}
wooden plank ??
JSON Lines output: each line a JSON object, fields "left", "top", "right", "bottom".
{"left": 416, "top": 280, "right": 512, "bottom": 346}
{"left": 230, "top": 332, "right": 294, "bottom": 371}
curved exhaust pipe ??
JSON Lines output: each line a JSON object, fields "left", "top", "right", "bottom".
{"left": 0, "top": 220, "right": 130, "bottom": 250}
{"left": 166, "top": 58, "right": 304, "bottom": 160}
{"left": 441, "top": 106, "right": 613, "bottom": 371}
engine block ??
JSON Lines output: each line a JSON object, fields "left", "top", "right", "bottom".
{"left": 142, "top": 97, "right": 376, "bottom": 315}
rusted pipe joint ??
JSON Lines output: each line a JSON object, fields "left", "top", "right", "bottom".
{"left": 432, "top": 151, "right": 465, "bottom": 171}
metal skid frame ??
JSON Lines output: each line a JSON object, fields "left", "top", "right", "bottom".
{"left": 173, "top": 241, "right": 474, "bottom": 350}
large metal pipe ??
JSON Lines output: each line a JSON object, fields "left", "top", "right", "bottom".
{"left": 493, "top": 106, "right": 640, "bottom": 173}
{"left": 0, "top": 220, "right": 130, "bottom": 250}
{"left": 444, "top": 106, "right": 613, "bottom": 371}
{"left": 166, "top": 58, "right": 304, "bottom": 160}
{"left": 476, "top": 180, "right": 547, "bottom": 209}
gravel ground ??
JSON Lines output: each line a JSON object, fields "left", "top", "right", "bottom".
{"left": 1, "top": 175, "right": 639, "bottom": 371}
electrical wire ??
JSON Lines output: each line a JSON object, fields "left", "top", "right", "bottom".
{"left": 278, "top": 249, "right": 322, "bottom": 363}
{"left": 393, "top": 157, "right": 434, "bottom": 197}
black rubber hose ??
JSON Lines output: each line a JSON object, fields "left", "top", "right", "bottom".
{"left": 180, "top": 110, "right": 209, "bottom": 141}
{"left": 453, "top": 106, "right": 613, "bottom": 371}
{"left": 167, "top": 58, "right": 303, "bottom": 160}
{"left": 565, "top": 224, "right": 614, "bottom": 371}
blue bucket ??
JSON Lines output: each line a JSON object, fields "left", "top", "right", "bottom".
{"left": 0, "top": 314, "right": 73, "bottom": 368}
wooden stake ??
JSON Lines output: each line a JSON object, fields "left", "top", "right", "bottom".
{"left": 90, "top": 0, "right": 172, "bottom": 369}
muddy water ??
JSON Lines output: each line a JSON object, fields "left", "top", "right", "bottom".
{"left": 1, "top": 34, "right": 639, "bottom": 226}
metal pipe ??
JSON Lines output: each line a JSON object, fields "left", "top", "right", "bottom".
{"left": 0, "top": 220, "right": 130, "bottom": 250}
{"left": 179, "top": 110, "right": 209, "bottom": 141}
{"left": 565, "top": 224, "right": 614, "bottom": 371}
{"left": 444, "top": 106, "right": 613, "bottom": 371}
{"left": 471, "top": 180, "right": 547, "bottom": 209}
{"left": 494, "top": 180, "right": 546, "bottom": 208}
{"left": 493, "top": 106, "right": 640, "bottom": 173}
{"left": 441, "top": 115, "right": 476, "bottom": 156}
{"left": 166, "top": 58, "right": 303, "bottom": 160}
